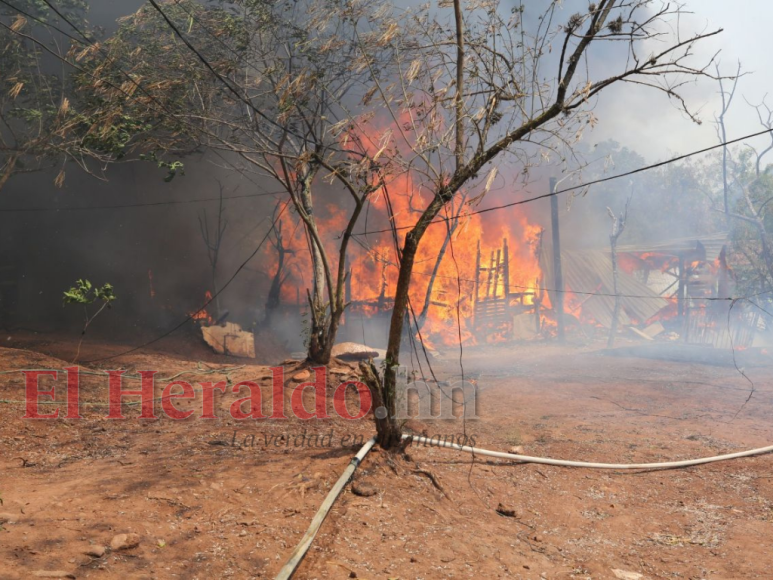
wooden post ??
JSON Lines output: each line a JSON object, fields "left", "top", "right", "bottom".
{"left": 682, "top": 262, "right": 691, "bottom": 343}
{"left": 485, "top": 250, "right": 495, "bottom": 299}
{"left": 494, "top": 249, "right": 502, "bottom": 299}
{"left": 503, "top": 238, "right": 510, "bottom": 298}
{"left": 549, "top": 177, "right": 565, "bottom": 342}
{"left": 533, "top": 277, "right": 541, "bottom": 334}
{"left": 677, "top": 256, "right": 685, "bottom": 319}
{"left": 474, "top": 240, "right": 481, "bottom": 303}
{"left": 473, "top": 240, "right": 481, "bottom": 327}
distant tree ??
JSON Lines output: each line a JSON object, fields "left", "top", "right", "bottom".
{"left": 565, "top": 140, "right": 722, "bottom": 247}
{"left": 712, "top": 69, "right": 773, "bottom": 297}
{"left": 724, "top": 147, "right": 773, "bottom": 294}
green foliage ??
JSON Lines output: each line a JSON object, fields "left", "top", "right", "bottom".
{"left": 76, "top": 114, "right": 153, "bottom": 160}
{"left": 70, "top": 0, "right": 246, "bottom": 166}
{"left": 139, "top": 152, "right": 185, "bottom": 182}
{"left": 63, "top": 279, "right": 116, "bottom": 307}
{"left": 0, "top": 0, "right": 91, "bottom": 189}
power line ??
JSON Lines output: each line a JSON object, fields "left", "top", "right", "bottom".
{"left": 352, "top": 126, "right": 773, "bottom": 237}
{"left": 144, "top": 0, "right": 301, "bottom": 141}
{"left": 171, "top": 0, "right": 265, "bottom": 79}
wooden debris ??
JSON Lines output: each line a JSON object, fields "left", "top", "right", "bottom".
{"left": 643, "top": 321, "right": 665, "bottom": 338}
{"left": 201, "top": 322, "right": 255, "bottom": 358}
{"left": 629, "top": 326, "right": 654, "bottom": 341}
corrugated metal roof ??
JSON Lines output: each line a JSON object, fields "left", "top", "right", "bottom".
{"left": 540, "top": 242, "right": 668, "bottom": 328}
{"left": 616, "top": 233, "right": 729, "bottom": 262}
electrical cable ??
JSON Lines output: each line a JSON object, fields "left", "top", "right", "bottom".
{"left": 80, "top": 200, "right": 290, "bottom": 363}
{"left": 352, "top": 126, "right": 773, "bottom": 237}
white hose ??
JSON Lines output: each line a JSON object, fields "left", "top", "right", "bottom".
{"left": 276, "top": 433, "right": 773, "bottom": 577}
{"left": 405, "top": 435, "right": 773, "bottom": 470}
{"left": 275, "top": 436, "right": 377, "bottom": 580}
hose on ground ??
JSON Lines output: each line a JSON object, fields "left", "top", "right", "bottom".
{"left": 404, "top": 434, "right": 773, "bottom": 470}
{"left": 275, "top": 436, "right": 377, "bottom": 580}
{"left": 276, "top": 432, "right": 773, "bottom": 577}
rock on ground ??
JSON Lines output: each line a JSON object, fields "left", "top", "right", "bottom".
{"left": 331, "top": 342, "right": 379, "bottom": 361}
{"left": 612, "top": 570, "right": 644, "bottom": 580}
{"left": 351, "top": 481, "right": 379, "bottom": 497}
{"left": 110, "top": 532, "right": 140, "bottom": 551}
{"left": 83, "top": 545, "right": 106, "bottom": 558}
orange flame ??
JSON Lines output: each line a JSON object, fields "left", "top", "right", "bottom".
{"left": 259, "top": 113, "right": 545, "bottom": 347}
{"left": 190, "top": 291, "right": 215, "bottom": 325}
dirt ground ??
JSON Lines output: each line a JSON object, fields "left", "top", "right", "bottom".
{"left": 2, "top": 333, "right": 773, "bottom": 579}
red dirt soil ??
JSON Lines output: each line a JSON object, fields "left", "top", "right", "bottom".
{"left": 1, "top": 337, "right": 773, "bottom": 579}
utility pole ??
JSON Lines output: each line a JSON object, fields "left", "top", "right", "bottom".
{"left": 549, "top": 177, "right": 565, "bottom": 342}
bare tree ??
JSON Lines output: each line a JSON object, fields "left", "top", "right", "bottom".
{"left": 607, "top": 194, "right": 631, "bottom": 348}
{"left": 357, "top": 0, "right": 723, "bottom": 446}
{"left": 715, "top": 61, "right": 743, "bottom": 220}
{"left": 264, "top": 202, "right": 294, "bottom": 325}
{"left": 713, "top": 70, "right": 773, "bottom": 290}
{"left": 198, "top": 182, "right": 229, "bottom": 319}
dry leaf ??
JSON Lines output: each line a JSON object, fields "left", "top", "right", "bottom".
{"left": 483, "top": 166, "right": 498, "bottom": 194}
{"left": 406, "top": 59, "right": 422, "bottom": 83}
{"left": 10, "top": 15, "right": 26, "bottom": 32}
{"left": 54, "top": 170, "right": 66, "bottom": 188}
{"left": 9, "top": 82, "right": 23, "bottom": 99}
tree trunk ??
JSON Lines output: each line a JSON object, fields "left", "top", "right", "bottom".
{"left": 380, "top": 228, "right": 426, "bottom": 447}
{"left": 300, "top": 182, "right": 326, "bottom": 313}
{"left": 607, "top": 236, "right": 621, "bottom": 348}
{"left": 264, "top": 243, "right": 285, "bottom": 325}
{"left": 756, "top": 223, "right": 773, "bottom": 285}
{"left": 360, "top": 361, "right": 403, "bottom": 448}
{"left": 299, "top": 175, "right": 332, "bottom": 365}
{"left": 417, "top": 227, "right": 453, "bottom": 329}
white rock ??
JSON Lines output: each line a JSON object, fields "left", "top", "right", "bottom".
{"left": 84, "top": 545, "right": 106, "bottom": 558}
{"left": 612, "top": 570, "right": 644, "bottom": 580}
{"left": 110, "top": 532, "right": 140, "bottom": 551}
